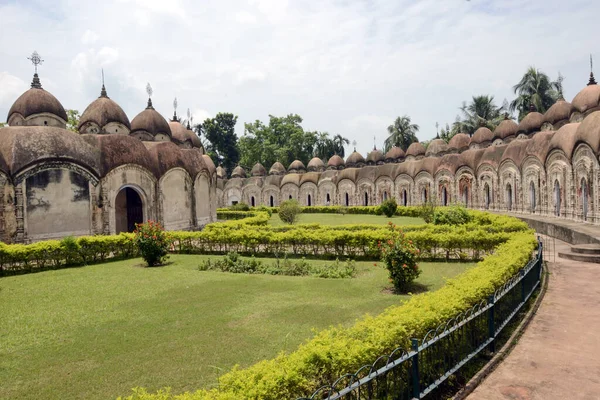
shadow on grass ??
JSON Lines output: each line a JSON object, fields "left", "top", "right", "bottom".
{"left": 382, "top": 281, "right": 430, "bottom": 295}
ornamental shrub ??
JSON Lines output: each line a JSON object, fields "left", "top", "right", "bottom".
{"left": 378, "top": 198, "right": 398, "bottom": 218}
{"left": 419, "top": 201, "right": 436, "bottom": 223}
{"left": 230, "top": 202, "right": 250, "bottom": 211}
{"left": 279, "top": 199, "right": 301, "bottom": 224}
{"left": 433, "top": 205, "right": 473, "bottom": 225}
{"left": 380, "top": 223, "right": 420, "bottom": 292}
{"left": 133, "top": 221, "right": 170, "bottom": 267}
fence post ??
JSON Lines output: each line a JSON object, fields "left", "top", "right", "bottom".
{"left": 520, "top": 268, "right": 526, "bottom": 303}
{"left": 411, "top": 338, "right": 420, "bottom": 399}
{"left": 487, "top": 295, "right": 495, "bottom": 353}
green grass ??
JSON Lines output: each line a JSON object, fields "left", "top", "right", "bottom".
{"left": 268, "top": 212, "right": 425, "bottom": 226}
{"left": 0, "top": 255, "right": 472, "bottom": 400}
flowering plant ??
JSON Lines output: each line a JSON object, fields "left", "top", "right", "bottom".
{"left": 379, "top": 222, "right": 421, "bottom": 292}
{"left": 133, "top": 220, "right": 171, "bottom": 266}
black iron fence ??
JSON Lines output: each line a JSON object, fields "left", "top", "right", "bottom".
{"left": 298, "top": 239, "right": 543, "bottom": 400}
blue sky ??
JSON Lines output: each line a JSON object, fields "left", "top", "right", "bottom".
{"left": 0, "top": 0, "right": 598, "bottom": 156}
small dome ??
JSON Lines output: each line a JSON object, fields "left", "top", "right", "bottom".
{"left": 366, "top": 148, "right": 384, "bottom": 164}
{"left": 307, "top": 157, "right": 325, "bottom": 172}
{"left": 130, "top": 99, "right": 172, "bottom": 141}
{"left": 494, "top": 117, "right": 519, "bottom": 140}
{"left": 168, "top": 118, "right": 203, "bottom": 149}
{"left": 345, "top": 151, "right": 365, "bottom": 166}
{"left": 202, "top": 154, "right": 216, "bottom": 175}
{"left": 545, "top": 99, "right": 574, "bottom": 125}
{"left": 384, "top": 146, "right": 405, "bottom": 161}
{"left": 7, "top": 74, "right": 68, "bottom": 127}
{"left": 216, "top": 166, "right": 226, "bottom": 179}
{"left": 447, "top": 133, "right": 470, "bottom": 152}
{"left": 269, "top": 161, "right": 286, "bottom": 175}
{"left": 79, "top": 86, "right": 131, "bottom": 134}
{"left": 288, "top": 159, "right": 306, "bottom": 172}
{"left": 517, "top": 111, "right": 545, "bottom": 134}
{"left": 471, "top": 127, "right": 494, "bottom": 145}
{"left": 251, "top": 162, "right": 267, "bottom": 176}
{"left": 405, "top": 142, "right": 426, "bottom": 159}
{"left": 572, "top": 83, "right": 600, "bottom": 114}
{"left": 425, "top": 138, "right": 448, "bottom": 157}
{"left": 231, "top": 165, "right": 246, "bottom": 178}
{"left": 327, "top": 154, "right": 345, "bottom": 169}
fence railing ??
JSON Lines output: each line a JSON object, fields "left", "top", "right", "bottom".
{"left": 298, "top": 239, "right": 543, "bottom": 400}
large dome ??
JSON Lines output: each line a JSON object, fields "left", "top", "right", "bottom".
{"left": 251, "top": 162, "right": 267, "bottom": 176}
{"left": 168, "top": 117, "right": 203, "bottom": 149}
{"left": 405, "top": 142, "right": 426, "bottom": 159}
{"left": 288, "top": 159, "right": 306, "bottom": 172}
{"left": 517, "top": 111, "right": 545, "bottom": 135}
{"left": 307, "top": 157, "right": 325, "bottom": 172}
{"left": 425, "top": 138, "right": 448, "bottom": 157}
{"left": 269, "top": 161, "right": 286, "bottom": 175}
{"left": 447, "top": 133, "right": 470, "bottom": 152}
{"left": 231, "top": 165, "right": 246, "bottom": 178}
{"left": 471, "top": 127, "right": 494, "bottom": 145}
{"left": 493, "top": 117, "right": 519, "bottom": 141}
{"left": 384, "top": 146, "right": 405, "bottom": 162}
{"left": 366, "top": 148, "right": 384, "bottom": 165}
{"left": 571, "top": 83, "right": 600, "bottom": 115}
{"left": 327, "top": 154, "right": 344, "bottom": 169}
{"left": 345, "top": 151, "right": 365, "bottom": 167}
{"left": 78, "top": 85, "right": 131, "bottom": 134}
{"left": 544, "top": 99, "right": 573, "bottom": 125}
{"left": 7, "top": 74, "right": 68, "bottom": 127}
{"left": 130, "top": 99, "right": 172, "bottom": 141}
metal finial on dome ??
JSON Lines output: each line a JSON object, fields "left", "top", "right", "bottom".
{"left": 352, "top": 140, "right": 357, "bottom": 152}
{"left": 146, "top": 83, "right": 154, "bottom": 109}
{"left": 186, "top": 108, "right": 192, "bottom": 129}
{"left": 373, "top": 135, "right": 376, "bottom": 150}
{"left": 27, "top": 51, "right": 44, "bottom": 89}
{"left": 589, "top": 54, "right": 597, "bottom": 86}
{"left": 504, "top": 112, "right": 509, "bottom": 120}
{"left": 172, "top": 97, "right": 178, "bottom": 121}
{"left": 435, "top": 122, "right": 439, "bottom": 139}
{"left": 100, "top": 68, "right": 108, "bottom": 97}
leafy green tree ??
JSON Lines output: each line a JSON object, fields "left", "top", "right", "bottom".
{"left": 332, "top": 134, "right": 350, "bottom": 158}
{"left": 509, "top": 67, "right": 563, "bottom": 121}
{"left": 197, "top": 113, "right": 240, "bottom": 177}
{"left": 453, "top": 95, "right": 504, "bottom": 135}
{"left": 66, "top": 109, "right": 80, "bottom": 132}
{"left": 239, "top": 114, "right": 348, "bottom": 168}
{"left": 0, "top": 122, "right": 6, "bottom": 128}
{"left": 384, "top": 115, "right": 419, "bottom": 152}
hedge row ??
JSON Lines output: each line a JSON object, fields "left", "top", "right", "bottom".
{"left": 218, "top": 205, "right": 424, "bottom": 217}
{"left": 119, "top": 230, "right": 539, "bottom": 400}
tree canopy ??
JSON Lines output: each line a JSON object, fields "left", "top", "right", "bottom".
{"left": 238, "top": 114, "right": 349, "bottom": 169}
{"left": 66, "top": 109, "right": 80, "bottom": 132}
{"left": 197, "top": 113, "right": 240, "bottom": 177}
{"left": 450, "top": 95, "right": 506, "bottom": 136}
{"left": 509, "top": 67, "right": 562, "bottom": 121}
{"left": 384, "top": 115, "right": 419, "bottom": 152}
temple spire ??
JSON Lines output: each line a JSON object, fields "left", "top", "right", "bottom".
{"left": 100, "top": 69, "right": 108, "bottom": 97}
{"left": 172, "top": 97, "right": 178, "bottom": 121}
{"left": 146, "top": 83, "right": 154, "bottom": 109}
{"left": 435, "top": 122, "right": 439, "bottom": 139}
{"left": 588, "top": 54, "right": 597, "bottom": 85}
{"left": 27, "top": 51, "right": 44, "bottom": 89}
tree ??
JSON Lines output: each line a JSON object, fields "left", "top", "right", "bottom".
{"left": 509, "top": 67, "right": 563, "bottom": 121}
{"left": 197, "top": 113, "right": 240, "bottom": 177}
{"left": 0, "top": 122, "right": 6, "bottom": 128}
{"left": 384, "top": 115, "right": 419, "bottom": 153}
{"left": 453, "top": 95, "right": 504, "bottom": 135}
{"left": 332, "top": 134, "right": 350, "bottom": 158}
{"left": 239, "top": 114, "right": 348, "bottom": 168}
{"left": 66, "top": 109, "right": 80, "bottom": 132}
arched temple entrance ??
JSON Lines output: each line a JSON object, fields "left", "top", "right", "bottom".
{"left": 115, "top": 187, "right": 144, "bottom": 233}
{"left": 484, "top": 183, "right": 490, "bottom": 209}
{"left": 529, "top": 181, "right": 536, "bottom": 213}
{"left": 581, "top": 178, "right": 588, "bottom": 221}
{"left": 554, "top": 180, "right": 561, "bottom": 217}
{"left": 441, "top": 187, "right": 447, "bottom": 206}
{"left": 506, "top": 184, "right": 513, "bottom": 211}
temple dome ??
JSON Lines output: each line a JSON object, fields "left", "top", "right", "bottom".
{"left": 168, "top": 117, "right": 202, "bottom": 149}
{"left": 269, "top": 161, "right": 286, "bottom": 175}
{"left": 571, "top": 82, "right": 600, "bottom": 115}
{"left": 307, "top": 157, "right": 325, "bottom": 172}
{"left": 216, "top": 166, "right": 226, "bottom": 179}
{"left": 447, "top": 133, "right": 470, "bottom": 152}
{"left": 78, "top": 86, "right": 130, "bottom": 134}
{"left": 231, "top": 165, "right": 246, "bottom": 178}
{"left": 545, "top": 99, "right": 574, "bottom": 125}
{"left": 425, "top": 138, "right": 448, "bottom": 157}
{"left": 366, "top": 148, "right": 384, "bottom": 164}
{"left": 327, "top": 154, "right": 344, "bottom": 169}
{"left": 405, "top": 142, "right": 426, "bottom": 159}
{"left": 517, "top": 111, "right": 545, "bottom": 134}
{"left": 493, "top": 117, "right": 519, "bottom": 140}
{"left": 471, "top": 127, "right": 494, "bottom": 145}
{"left": 345, "top": 151, "right": 365, "bottom": 166}
{"left": 251, "top": 162, "right": 267, "bottom": 176}
{"left": 384, "top": 146, "right": 405, "bottom": 161}
{"left": 288, "top": 159, "right": 306, "bottom": 172}
{"left": 130, "top": 99, "right": 172, "bottom": 141}
{"left": 7, "top": 74, "right": 68, "bottom": 128}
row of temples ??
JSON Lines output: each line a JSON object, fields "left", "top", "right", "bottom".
{"left": 218, "top": 73, "right": 600, "bottom": 223}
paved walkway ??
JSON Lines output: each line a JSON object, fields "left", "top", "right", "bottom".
{"left": 468, "top": 237, "right": 600, "bottom": 400}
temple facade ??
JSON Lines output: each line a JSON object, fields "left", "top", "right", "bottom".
{"left": 0, "top": 69, "right": 216, "bottom": 243}
{"left": 219, "top": 74, "right": 600, "bottom": 224}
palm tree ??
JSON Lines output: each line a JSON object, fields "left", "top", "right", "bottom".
{"left": 384, "top": 115, "right": 420, "bottom": 153}
{"left": 509, "top": 67, "right": 562, "bottom": 121}
{"left": 332, "top": 134, "right": 350, "bottom": 158}
{"left": 454, "top": 95, "right": 504, "bottom": 135}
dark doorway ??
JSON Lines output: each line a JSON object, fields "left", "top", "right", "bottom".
{"left": 307, "top": 194, "right": 312, "bottom": 206}
{"left": 270, "top": 195, "right": 274, "bottom": 207}
{"left": 364, "top": 192, "right": 368, "bottom": 206}
{"left": 115, "top": 187, "right": 143, "bottom": 233}
{"left": 345, "top": 192, "right": 349, "bottom": 206}
{"left": 251, "top": 196, "right": 255, "bottom": 207}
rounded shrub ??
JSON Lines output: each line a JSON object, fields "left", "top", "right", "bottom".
{"left": 378, "top": 198, "right": 398, "bottom": 218}
{"left": 278, "top": 199, "right": 302, "bottom": 224}
{"left": 133, "top": 221, "right": 170, "bottom": 267}
{"left": 230, "top": 202, "right": 250, "bottom": 211}
{"left": 433, "top": 205, "right": 473, "bottom": 225}
{"left": 380, "top": 223, "right": 421, "bottom": 292}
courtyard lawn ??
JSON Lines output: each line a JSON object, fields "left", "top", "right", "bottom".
{"left": 268, "top": 212, "right": 425, "bottom": 226}
{"left": 0, "top": 255, "right": 472, "bottom": 400}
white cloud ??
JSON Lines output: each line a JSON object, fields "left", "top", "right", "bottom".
{"left": 0, "top": 72, "right": 26, "bottom": 109}
{"left": 81, "top": 30, "right": 99, "bottom": 45}
{"left": 192, "top": 109, "right": 212, "bottom": 124}
{"left": 235, "top": 11, "right": 257, "bottom": 24}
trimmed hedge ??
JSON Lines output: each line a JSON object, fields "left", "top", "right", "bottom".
{"left": 118, "top": 229, "right": 538, "bottom": 400}
{"left": 218, "top": 205, "right": 423, "bottom": 217}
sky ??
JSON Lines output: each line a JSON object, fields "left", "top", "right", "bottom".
{"left": 0, "top": 0, "right": 599, "bottom": 157}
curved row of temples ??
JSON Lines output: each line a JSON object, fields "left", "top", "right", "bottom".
{"left": 218, "top": 76, "right": 600, "bottom": 223}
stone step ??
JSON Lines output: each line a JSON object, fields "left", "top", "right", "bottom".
{"left": 571, "top": 244, "right": 600, "bottom": 254}
{"left": 558, "top": 251, "right": 600, "bottom": 264}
